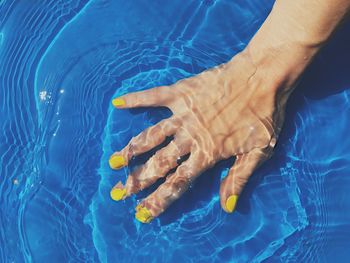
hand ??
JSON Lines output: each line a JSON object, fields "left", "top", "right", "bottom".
{"left": 108, "top": 49, "right": 292, "bottom": 223}
{"left": 107, "top": 0, "right": 348, "bottom": 224}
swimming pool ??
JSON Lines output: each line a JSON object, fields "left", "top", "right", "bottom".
{"left": 1, "top": 0, "right": 350, "bottom": 262}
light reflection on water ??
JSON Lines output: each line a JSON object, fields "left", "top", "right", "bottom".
{"left": 0, "top": 0, "right": 350, "bottom": 262}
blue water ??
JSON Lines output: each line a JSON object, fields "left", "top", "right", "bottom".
{"left": 1, "top": 0, "right": 350, "bottom": 262}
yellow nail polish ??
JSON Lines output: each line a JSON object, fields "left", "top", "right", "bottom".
{"left": 110, "top": 188, "right": 126, "bottom": 201}
{"left": 135, "top": 205, "right": 153, "bottom": 223}
{"left": 225, "top": 195, "right": 238, "bottom": 213}
{"left": 112, "top": 98, "right": 125, "bottom": 107}
{"left": 109, "top": 155, "right": 126, "bottom": 169}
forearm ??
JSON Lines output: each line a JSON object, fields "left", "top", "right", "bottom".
{"left": 244, "top": 0, "right": 350, "bottom": 92}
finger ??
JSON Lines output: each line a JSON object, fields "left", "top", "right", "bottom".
{"left": 219, "top": 148, "right": 270, "bottom": 213}
{"left": 109, "top": 117, "right": 180, "bottom": 169}
{"left": 134, "top": 150, "right": 207, "bottom": 223}
{"left": 110, "top": 139, "right": 191, "bottom": 201}
{"left": 112, "top": 86, "right": 173, "bottom": 109}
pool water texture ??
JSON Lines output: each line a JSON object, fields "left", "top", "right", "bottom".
{"left": 1, "top": 0, "right": 350, "bottom": 262}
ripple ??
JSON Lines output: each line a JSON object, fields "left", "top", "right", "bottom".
{"left": 0, "top": 0, "right": 93, "bottom": 261}
{"left": 1, "top": 0, "right": 350, "bottom": 262}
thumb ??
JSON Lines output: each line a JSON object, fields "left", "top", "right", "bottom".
{"left": 220, "top": 148, "right": 270, "bottom": 213}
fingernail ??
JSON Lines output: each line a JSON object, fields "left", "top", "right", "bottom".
{"left": 135, "top": 204, "right": 153, "bottom": 223}
{"left": 110, "top": 188, "right": 126, "bottom": 201}
{"left": 112, "top": 98, "right": 125, "bottom": 108}
{"left": 225, "top": 195, "right": 238, "bottom": 213}
{"left": 109, "top": 155, "right": 126, "bottom": 169}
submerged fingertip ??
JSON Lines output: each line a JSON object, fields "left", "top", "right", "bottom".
{"left": 112, "top": 98, "right": 126, "bottom": 108}
{"left": 110, "top": 188, "right": 126, "bottom": 201}
{"left": 225, "top": 194, "right": 238, "bottom": 213}
{"left": 135, "top": 204, "right": 153, "bottom": 223}
{"left": 109, "top": 155, "right": 126, "bottom": 169}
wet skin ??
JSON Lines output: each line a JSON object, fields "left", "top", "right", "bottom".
{"left": 108, "top": 0, "right": 350, "bottom": 223}
{"left": 109, "top": 50, "right": 294, "bottom": 222}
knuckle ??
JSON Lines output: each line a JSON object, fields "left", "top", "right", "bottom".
{"left": 178, "top": 166, "right": 195, "bottom": 178}
{"left": 154, "top": 153, "right": 172, "bottom": 169}
{"left": 234, "top": 173, "right": 249, "bottom": 189}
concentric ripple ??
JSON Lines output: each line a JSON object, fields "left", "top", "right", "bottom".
{"left": 1, "top": 0, "right": 350, "bottom": 262}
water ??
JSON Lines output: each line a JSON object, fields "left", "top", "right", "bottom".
{"left": 1, "top": 0, "right": 350, "bottom": 262}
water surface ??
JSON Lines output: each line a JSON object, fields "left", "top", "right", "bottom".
{"left": 1, "top": 0, "right": 350, "bottom": 262}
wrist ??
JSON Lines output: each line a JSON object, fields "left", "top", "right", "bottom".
{"left": 240, "top": 0, "right": 349, "bottom": 95}
{"left": 240, "top": 9, "right": 323, "bottom": 96}
{"left": 225, "top": 38, "right": 318, "bottom": 113}
{"left": 244, "top": 38, "right": 319, "bottom": 92}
